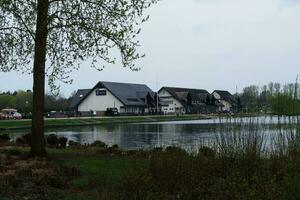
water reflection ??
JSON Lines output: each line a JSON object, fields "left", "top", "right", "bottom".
{"left": 4, "top": 116, "right": 300, "bottom": 151}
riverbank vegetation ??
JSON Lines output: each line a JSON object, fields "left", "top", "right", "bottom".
{"left": 240, "top": 81, "right": 300, "bottom": 115}
{"left": 1, "top": 118, "right": 300, "bottom": 200}
{"left": 0, "top": 90, "right": 72, "bottom": 118}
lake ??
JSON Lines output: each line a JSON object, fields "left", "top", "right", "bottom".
{"left": 3, "top": 116, "right": 300, "bottom": 151}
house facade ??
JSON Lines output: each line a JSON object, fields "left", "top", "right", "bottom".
{"left": 158, "top": 87, "right": 211, "bottom": 114}
{"left": 158, "top": 88, "right": 185, "bottom": 114}
{"left": 70, "top": 81, "right": 157, "bottom": 116}
{"left": 212, "top": 90, "right": 237, "bottom": 112}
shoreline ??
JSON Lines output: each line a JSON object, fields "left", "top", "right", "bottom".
{"left": 0, "top": 114, "right": 211, "bottom": 131}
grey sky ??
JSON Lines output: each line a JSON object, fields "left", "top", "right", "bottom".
{"left": 0, "top": 0, "right": 300, "bottom": 96}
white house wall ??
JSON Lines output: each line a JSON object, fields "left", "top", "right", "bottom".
{"left": 213, "top": 92, "right": 221, "bottom": 100}
{"left": 158, "top": 89, "right": 185, "bottom": 114}
{"left": 220, "top": 100, "right": 232, "bottom": 111}
{"left": 213, "top": 92, "right": 232, "bottom": 112}
{"left": 78, "top": 88, "right": 124, "bottom": 112}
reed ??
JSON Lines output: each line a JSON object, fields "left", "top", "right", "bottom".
{"left": 119, "top": 116, "right": 300, "bottom": 200}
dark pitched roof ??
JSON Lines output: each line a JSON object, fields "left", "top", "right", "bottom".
{"left": 71, "top": 81, "right": 155, "bottom": 108}
{"left": 190, "top": 93, "right": 208, "bottom": 102}
{"left": 159, "top": 87, "right": 209, "bottom": 103}
{"left": 213, "top": 90, "right": 237, "bottom": 105}
{"left": 70, "top": 89, "right": 90, "bottom": 108}
{"left": 99, "top": 81, "right": 154, "bottom": 106}
{"left": 175, "top": 92, "right": 189, "bottom": 101}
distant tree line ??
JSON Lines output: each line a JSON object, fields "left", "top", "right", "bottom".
{"left": 239, "top": 82, "right": 300, "bottom": 115}
{"left": 0, "top": 90, "right": 75, "bottom": 118}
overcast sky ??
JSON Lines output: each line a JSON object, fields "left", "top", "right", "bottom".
{"left": 1, "top": 0, "right": 300, "bottom": 96}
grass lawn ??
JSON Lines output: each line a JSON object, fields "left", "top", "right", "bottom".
{"left": 47, "top": 148, "right": 147, "bottom": 200}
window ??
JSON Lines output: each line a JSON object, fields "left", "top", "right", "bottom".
{"left": 162, "top": 100, "right": 173, "bottom": 104}
{"left": 96, "top": 89, "right": 107, "bottom": 96}
{"left": 127, "top": 98, "right": 139, "bottom": 102}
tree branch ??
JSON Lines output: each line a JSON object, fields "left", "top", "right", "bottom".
{"left": 49, "top": 0, "right": 64, "bottom": 4}
{"left": 0, "top": 26, "right": 29, "bottom": 33}
{"left": 10, "top": 4, "right": 35, "bottom": 40}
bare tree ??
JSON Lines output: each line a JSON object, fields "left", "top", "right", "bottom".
{"left": 0, "top": 0, "right": 158, "bottom": 156}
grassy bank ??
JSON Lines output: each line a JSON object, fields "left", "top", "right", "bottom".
{"left": 0, "top": 114, "right": 209, "bottom": 130}
{"left": 0, "top": 143, "right": 299, "bottom": 200}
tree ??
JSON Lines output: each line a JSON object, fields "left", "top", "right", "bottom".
{"left": 0, "top": 94, "right": 14, "bottom": 109}
{"left": 0, "top": 0, "right": 158, "bottom": 156}
{"left": 258, "top": 85, "right": 270, "bottom": 112}
{"left": 13, "top": 90, "right": 33, "bottom": 114}
{"left": 240, "top": 85, "right": 259, "bottom": 112}
{"left": 44, "top": 93, "right": 70, "bottom": 112}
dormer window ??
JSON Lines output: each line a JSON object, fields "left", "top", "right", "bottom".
{"left": 96, "top": 89, "right": 107, "bottom": 96}
{"left": 127, "top": 98, "right": 139, "bottom": 102}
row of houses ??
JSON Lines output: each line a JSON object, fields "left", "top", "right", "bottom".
{"left": 70, "top": 81, "right": 240, "bottom": 116}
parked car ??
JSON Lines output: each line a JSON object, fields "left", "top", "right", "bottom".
{"left": 0, "top": 109, "right": 22, "bottom": 120}
{"left": 13, "top": 112, "right": 22, "bottom": 120}
{"left": 0, "top": 113, "right": 4, "bottom": 120}
{"left": 46, "top": 111, "right": 68, "bottom": 118}
{"left": 106, "top": 108, "right": 119, "bottom": 116}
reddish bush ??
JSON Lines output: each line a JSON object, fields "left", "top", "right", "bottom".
{"left": 0, "top": 134, "right": 10, "bottom": 143}
{"left": 58, "top": 137, "right": 68, "bottom": 148}
{"left": 46, "top": 134, "right": 58, "bottom": 147}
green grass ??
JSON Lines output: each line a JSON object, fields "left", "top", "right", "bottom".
{"left": 65, "top": 157, "right": 139, "bottom": 185}
{"left": 0, "top": 114, "right": 209, "bottom": 130}
{"left": 0, "top": 120, "right": 32, "bottom": 129}
{"left": 44, "top": 148, "right": 147, "bottom": 200}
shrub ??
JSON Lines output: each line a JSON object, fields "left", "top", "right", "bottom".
{"left": 68, "top": 140, "right": 80, "bottom": 147}
{"left": 0, "top": 134, "right": 10, "bottom": 143}
{"left": 16, "top": 137, "right": 25, "bottom": 144}
{"left": 198, "top": 146, "right": 215, "bottom": 157}
{"left": 22, "top": 133, "right": 32, "bottom": 145}
{"left": 165, "top": 146, "right": 188, "bottom": 155}
{"left": 111, "top": 144, "right": 119, "bottom": 149}
{"left": 46, "top": 134, "right": 58, "bottom": 147}
{"left": 90, "top": 140, "right": 107, "bottom": 148}
{"left": 58, "top": 137, "right": 68, "bottom": 148}
{"left": 15, "top": 133, "right": 31, "bottom": 145}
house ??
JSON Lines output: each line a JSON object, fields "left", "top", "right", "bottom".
{"left": 70, "top": 81, "right": 158, "bottom": 116}
{"left": 203, "top": 94, "right": 224, "bottom": 113}
{"left": 212, "top": 90, "right": 237, "bottom": 112}
{"left": 158, "top": 87, "right": 210, "bottom": 114}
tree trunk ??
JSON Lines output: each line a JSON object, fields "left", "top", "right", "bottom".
{"left": 30, "top": 0, "right": 49, "bottom": 157}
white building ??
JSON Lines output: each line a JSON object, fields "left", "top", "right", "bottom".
{"left": 212, "top": 90, "right": 237, "bottom": 112}
{"left": 158, "top": 87, "right": 185, "bottom": 114}
{"left": 158, "top": 87, "right": 209, "bottom": 115}
{"left": 70, "top": 81, "right": 157, "bottom": 116}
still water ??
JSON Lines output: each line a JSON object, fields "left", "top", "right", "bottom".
{"left": 4, "top": 116, "right": 300, "bottom": 151}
